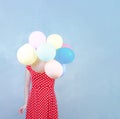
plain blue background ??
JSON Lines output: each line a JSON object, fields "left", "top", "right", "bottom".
{"left": 0, "top": 0, "right": 120, "bottom": 119}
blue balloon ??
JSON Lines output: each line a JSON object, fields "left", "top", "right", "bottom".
{"left": 55, "top": 48, "right": 75, "bottom": 64}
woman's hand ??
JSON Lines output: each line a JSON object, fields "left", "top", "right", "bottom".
{"left": 18, "top": 104, "right": 27, "bottom": 114}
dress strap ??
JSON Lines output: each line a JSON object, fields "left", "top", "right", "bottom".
{"left": 26, "top": 65, "right": 32, "bottom": 71}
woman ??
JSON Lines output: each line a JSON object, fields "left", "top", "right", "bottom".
{"left": 18, "top": 59, "right": 58, "bottom": 119}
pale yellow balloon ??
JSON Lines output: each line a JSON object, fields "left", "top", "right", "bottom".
{"left": 47, "top": 34, "right": 63, "bottom": 49}
{"left": 17, "top": 44, "right": 37, "bottom": 65}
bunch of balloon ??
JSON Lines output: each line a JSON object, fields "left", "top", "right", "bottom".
{"left": 17, "top": 31, "right": 75, "bottom": 79}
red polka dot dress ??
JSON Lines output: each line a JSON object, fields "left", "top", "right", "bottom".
{"left": 26, "top": 66, "right": 58, "bottom": 119}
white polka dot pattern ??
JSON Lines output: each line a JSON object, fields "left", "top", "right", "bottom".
{"left": 26, "top": 66, "right": 58, "bottom": 119}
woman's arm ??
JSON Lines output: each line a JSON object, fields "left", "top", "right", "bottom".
{"left": 24, "top": 69, "right": 31, "bottom": 105}
{"left": 18, "top": 69, "right": 31, "bottom": 114}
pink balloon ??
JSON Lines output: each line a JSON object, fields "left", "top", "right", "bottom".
{"left": 45, "top": 60, "right": 63, "bottom": 79}
{"left": 62, "top": 43, "right": 72, "bottom": 49}
{"left": 29, "top": 31, "right": 46, "bottom": 48}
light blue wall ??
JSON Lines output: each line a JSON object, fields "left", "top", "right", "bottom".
{"left": 0, "top": 0, "right": 120, "bottom": 119}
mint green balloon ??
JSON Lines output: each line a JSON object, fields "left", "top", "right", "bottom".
{"left": 37, "top": 43, "right": 56, "bottom": 61}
